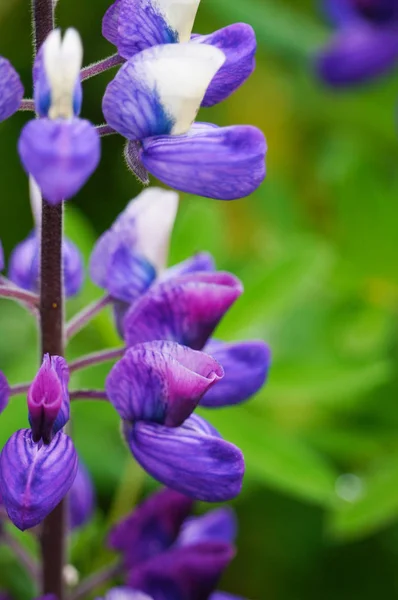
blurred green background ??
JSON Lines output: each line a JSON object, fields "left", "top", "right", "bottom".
{"left": 1, "top": 0, "right": 398, "bottom": 598}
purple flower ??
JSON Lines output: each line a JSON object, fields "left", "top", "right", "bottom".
{"left": 18, "top": 29, "right": 100, "bottom": 203}
{"left": 90, "top": 188, "right": 178, "bottom": 303}
{"left": 100, "top": 590, "right": 153, "bottom": 600}
{"left": 69, "top": 459, "right": 95, "bottom": 529}
{"left": 110, "top": 488, "right": 241, "bottom": 599}
{"left": 106, "top": 342, "right": 243, "bottom": 500}
{"left": 102, "top": 44, "right": 266, "bottom": 200}
{"left": 9, "top": 232, "right": 83, "bottom": 297}
{"left": 0, "top": 371, "right": 9, "bottom": 415}
{"left": 102, "top": 0, "right": 256, "bottom": 107}
{"left": 316, "top": 0, "right": 398, "bottom": 85}
{"left": 0, "top": 57, "right": 23, "bottom": 122}
{"left": 0, "top": 240, "right": 4, "bottom": 272}
{"left": 0, "top": 356, "right": 77, "bottom": 530}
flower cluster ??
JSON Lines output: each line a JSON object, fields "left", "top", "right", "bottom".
{"left": 0, "top": 0, "right": 268, "bottom": 597}
{"left": 316, "top": 0, "right": 398, "bottom": 86}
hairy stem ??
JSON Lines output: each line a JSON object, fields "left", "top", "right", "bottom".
{"left": 69, "top": 389, "right": 108, "bottom": 401}
{"left": 0, "top": 286, "right": 39, "bottom": 305}
{"left": 80, "top": 54, "right": 125, "bottom": 81}
{"left": 33, "top": 0, "right": 54, "bottom": 51}
{"left": 96, "top": 124, "right": 117, "bottom": 137}
{"left": 70, "top": 562, "right": 122, "bottom": 600}
{"left": 20, "top": 99, "right": 36, "bottom": 111}
{"left": 66, "top": 295, "right": 112, "bottom": 339}
{"left": 68, "top": 347, "right": 125, "bottom": 373}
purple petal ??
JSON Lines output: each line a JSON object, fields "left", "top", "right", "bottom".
{"left": 210, "top": 594, "right": 245, "bottom": 600}
{"left": 316, "top": 24, "right": 398, "bottom": 85}
{"left": 0, "top": 240, "right": 4, "bottom": 271}
{"left": 8, "top": 233, "right": 82, "bottom": 296}
{"left": 0, "top": 429, "right": 78, "bottom": 531}
{"left": 109, "top": 487, "right": 193, "bottom": 567}
{"left": 103, "top": 0, "right": 123, "bottom": 46}
{"left": 45, "top": 355, "right": 70, "bottom": 434}
{"left": 193, "top": 24, "right": 256, "bottom": 107}
{"left": 18, "top": 118, "right": 100, "bottom": 204}
{"left": 127, "top": 414, "right": 244, "bottom": 502}
{"left": 106, "top": 341, "right": 223, "bottom": 426}
{"left": 128, "top": 542, "right": 234, "bottom": 600}
{"left": 69, "top": 460, "right": 95, "bottom": 529}
{"left": 141, "top": 123, "right": 266, "bottom": 200}
{"left": 177, "top": 507, "right": 237, "bottom": 547}
{"left": 124, "top": 272, "right": 243, "bottom": 350}
{"left": 28, "top": 354, "right": 64, "bottom": 443}
{"left": 106, "top": 246, "right": 156, "bottom": 304}
{"left": 0, "top": 371, "right": 10, "bottom": 415}
{"left": 0, "top": 57, "right": 23, "bottom": 122}
{"left": 112, "top": 0, "right": 177, "bottom": 59}
{"left": 103, "top": 590, "right": 153, "bottom": 600}
{"left": 322, "top": 0, "right": 360, "bottom": 25}
{"left": 161, "top": 252, "right": 216, "bottom": 281}
{"left": 201, "top": 340, "right": 271, "bottom": 407}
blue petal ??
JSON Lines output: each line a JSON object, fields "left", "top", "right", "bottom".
{"left": 161, "top": 252, "right": 216, "bottom": 281}
{"left": 201, "top": 339, "right": 271, "bottom": 407}
{"left": 176, "top": 507, "right": 237, "bottom": 547}
{"left": 316, "top": 24, "right": 398, "bottom": 85}
{"left": 141, "top": 123, "right": 266, "bottom": 200}
{"left": 102, "top": 0, "right": 122, "bottom": 46}
{"left": 0, "top": 57, "right": 23, "bottom": 122}
{"left": 0, "top": 429, "right": 78, "bottom": 531}
{"left": 18, "top": 118, "right": 100, "bottom": 204}
{"left": 321, "top": 0, "right": 360, "bottom": 25}
{"left": 193, "top": 23, "right": 256, "bottom": 107}
{"left": 127, "top": 414, "right": 244, "bottom": 502}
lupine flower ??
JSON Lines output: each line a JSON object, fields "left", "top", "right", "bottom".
{"left": 0, "top": 241, "right": 4, "bottom": 272}
{"left": 316, "top": 0, "right": 398, "bottom": 86}
{"left": 109, "top": 487, "right": 244, "bottom": 600}
{"left": 9, "top": 178, "right": 84, "bottom": 296}
{"left": 90, "top": 189, "right": 271, "bottom": 406}
{"left": 0, "top": 355, "right": 78, "bottom": 530}
{"left": 18, "top": 29, "right": 100, "bottom": 203}
{"left": 102, "top": 0, "right": 256, "bottom": 107}
{"left": 99, "top": 590, "right": 153, "bottom": 600}
{"left": 10, "top": 177, "right": 83, "bottom": 293}
{"left": 69, "top": 459, "right": 96, "bottom": 529}
{"left": 102, "top": 43, "right": 266, "bottom": 199}
{"left": 0, "top": 57, "right": 23, "bottom": 122}
{"left": 0, "top": 371, "right": 9, "bottom": 415}
{"left": 106, "top": 341, "right": 245, "bottom": 501}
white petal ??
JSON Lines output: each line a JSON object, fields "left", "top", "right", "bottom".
{"left": 44, "top": 28, "right": 83, "bottom": 119}
{"left": 137, "top": 43, "right": 225, "bottom": 135}
{"left": 29, "top": 176, "right": 42, "bottom": 230}
{"left": 155, "top": 0, "right": 201, "bottom": 42}
{"left": 121, "top": 187, "right": 179, "bottom": 272}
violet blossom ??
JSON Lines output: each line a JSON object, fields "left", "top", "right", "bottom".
{"left": 316, "top": 0, "right": 398, "bottom": 85}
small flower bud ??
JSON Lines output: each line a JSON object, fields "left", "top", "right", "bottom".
{"left": 28, "top": 354, "right": 63, "bottom": 443}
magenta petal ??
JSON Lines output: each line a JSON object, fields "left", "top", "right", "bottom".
{"left": 128, "top": 542, "right": 234, "bottom": 599}
{"left": 201, "top": 340, "right": 271, "bottom": 407}
{"left": 0, "top": 240, "right": 4, "bottom": 271}
{"left": 0, "top": 371, "right": 9, "bottom": 415}
{"left": 127, "top": 415, "right": 244, "bottom": 502}
{"left": 141, "top": 123, "right": 266, "bottom": 200}
{"left": 0, "top": 57, "right": 24, "bottom": 122}
{"left": 124, "top": 272, "right": 243, "bottom": 350}
{"left": 106, "top": 341, "right": 223, "bottom": 426}
{"left": 210, "top": 594, "right": 245, "bottom": 600}
{"left": 177, "top": 507, "right": 237, "bottom": 547}
{"left": 109, "top": 487, "right": 193, "bottom": 567}
{"left": 193, "top": 23, "right": 256, "bottom": 107}
{"left": 0, "top": 429, "right": 78, "bottom": 531}
{"left": 18, "top": 118, "right": 100, "bottom": 204}
{"left": 28, "top": 355, "right": 64, "bottom": 443}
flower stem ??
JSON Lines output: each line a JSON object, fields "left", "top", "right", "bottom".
{"left": 1, "top": 529, "right": 40, "bottom": 584}
{"left": 69, "top": 389, "right": 108, "bottom": 401}
{"left": 20, "top": 99, "right": 35, "bottom": 111}
{"left": 33, "top": 0, "right": 54, "bottom": 51}
{"left": 65, "top": 295, "right": 112, "bottom": 340}
{"left": 68, "top": 347, "right": 125, "bottom": 373}
{"left": 0, "top": 285, "right": 39, "bottom": 305}
{"left": 70, "top": 561, "right": 122, "bottom": 600}
{"left": 80, "top": 54, "right": 125, "bottom": 81}
{"left": 96, "top": 124, "right": 117, "bottom": 137}
{"left": 9, "top": 382, "right": 31, "bottom": 397}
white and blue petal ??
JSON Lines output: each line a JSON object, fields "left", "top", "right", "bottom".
{"left": 141, "top": 123, "right": 266, "bottom": 200}
{"left": 192, "top": 23, "right": 257, "bottom": 107}
{"left": 102, "top": 43, "right": 225, "bottom": 140}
